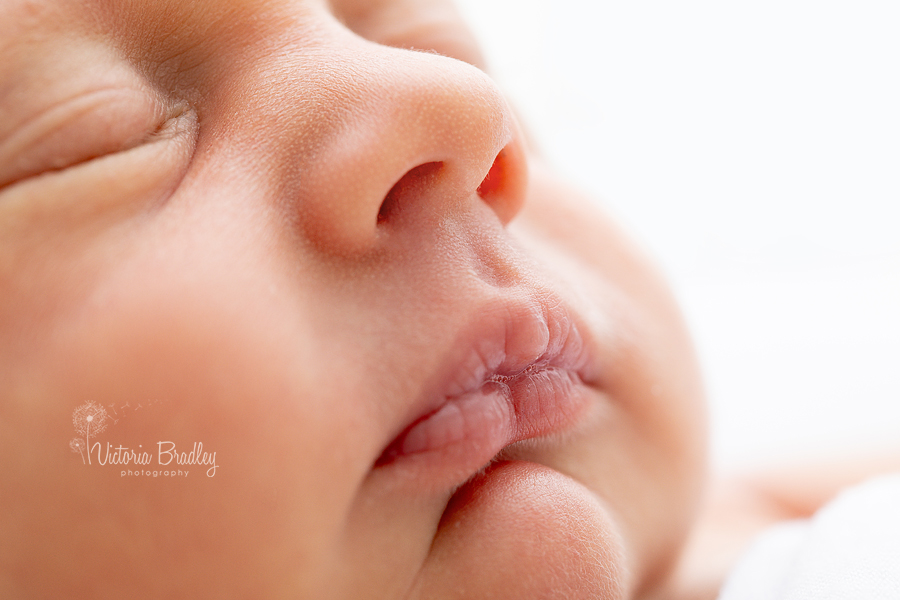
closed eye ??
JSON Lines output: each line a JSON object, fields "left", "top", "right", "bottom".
{"left": 0, "top": 86, "right": 178, "bottom": 189}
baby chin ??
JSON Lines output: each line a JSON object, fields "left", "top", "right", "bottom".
{"left": 411, "top": 460, "right": 629, "bottom": 599}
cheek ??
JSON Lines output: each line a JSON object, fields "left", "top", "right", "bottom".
{"left": 512, "top": 167, "right": 709, "bottom": 589}
{"left": 570, "top": 254, "right": 708, "bottom": 587}
{"left": 0, "top": 240, "right": 375, "bottom": 597}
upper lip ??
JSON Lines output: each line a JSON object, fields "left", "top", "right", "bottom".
{"left": 377, "top": 286, "right": 602, "bottom": 466}
{"left": 440, "top": 289, "right": 598, "bottom": 397}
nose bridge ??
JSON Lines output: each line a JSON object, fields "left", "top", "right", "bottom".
{"left": 288, "top": 40, "right": 527, "bottom": 254}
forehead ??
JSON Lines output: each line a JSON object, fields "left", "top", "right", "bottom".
{"left": 0, "top": 0, "right": 330, "bottom": 69}
{"left": 0, "top": 0, "right": 340, "bottom": 117}
{"left": 0, "top": 0, "right": 327, "bottom": 29}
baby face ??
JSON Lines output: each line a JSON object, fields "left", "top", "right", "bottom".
{"left": 0, "top": 0, "right": 707, "bottom": 598}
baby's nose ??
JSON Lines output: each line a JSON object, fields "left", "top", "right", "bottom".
{"left": 292, "top": 41, "right": 528, "bottom": 254}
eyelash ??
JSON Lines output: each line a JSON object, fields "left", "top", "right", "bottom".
{"left": 0, "top": 91, "right": 186, "bottom": 189}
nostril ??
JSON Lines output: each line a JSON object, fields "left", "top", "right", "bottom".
{"left": 476, "top": 142, "right": 527, "bottom": 225}
{"left": 476, "top": 151, "right": 505, "bottom": 201}
{"left": 376, "top": 187, "right": 395, "bottom": 225}
{"left": 377, "top": 161, "right": 443, "bottom": 224}
{"left": 375, "top": 137, "right": 526, "bottom": 228}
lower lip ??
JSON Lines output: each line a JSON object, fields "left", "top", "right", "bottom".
{"left": 376, "top": 365, "right": 588, "bottom": 471}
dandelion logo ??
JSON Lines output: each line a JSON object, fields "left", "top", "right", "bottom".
{"left": 72, "top": 402, "right": 109, "bottom": 464}
{"left": 69, "top": 438, "right": 88, "bottom": 464}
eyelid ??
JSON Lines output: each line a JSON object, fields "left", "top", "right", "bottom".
{"left": 0, "top": 103, "right": 197, "bottom": 233}
{"left": 0, "top": 86, "right": 169, "bottom": 188}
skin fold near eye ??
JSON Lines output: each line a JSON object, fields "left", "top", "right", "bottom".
{"left": 0, "top": 86, "right": 169, "bottom": 188}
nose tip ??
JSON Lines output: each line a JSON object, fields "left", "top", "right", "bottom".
{"left": 293, "top": 43, "right": 528, "bottom": 254}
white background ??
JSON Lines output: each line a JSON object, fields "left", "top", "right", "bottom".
{"left": 457, "top": 0, "right": 900, "bottom": 470}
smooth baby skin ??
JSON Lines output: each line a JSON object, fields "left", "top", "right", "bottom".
{"left": 0, "top": 0, "right": 706, "bottom": 598}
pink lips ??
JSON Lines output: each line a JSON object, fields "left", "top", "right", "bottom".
{"left": 376, "top": 294, "right": 598, "bottom": 475}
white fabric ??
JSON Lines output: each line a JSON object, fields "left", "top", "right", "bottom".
{"left": 717, "top": 473, "right": 900, "bottom": 600}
